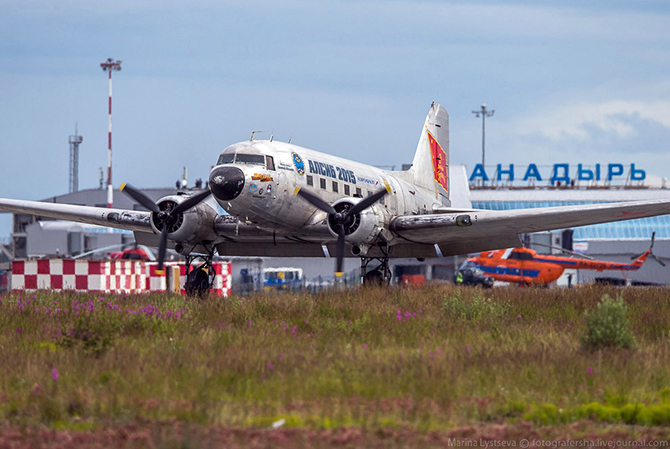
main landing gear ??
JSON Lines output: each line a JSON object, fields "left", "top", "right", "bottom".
{"left": 360, "top": 245, "right": 391, "bottom": 285}
{"left": 184, "top": 249, "right": 214, "bottom": 297}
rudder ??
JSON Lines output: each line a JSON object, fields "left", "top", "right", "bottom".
{"left": 408, "top": 102, "right": 450, "bottom": 206}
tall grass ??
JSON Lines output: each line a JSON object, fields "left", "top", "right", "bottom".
{"left": 0, "top": 286, "right": 669, "bottom": 432}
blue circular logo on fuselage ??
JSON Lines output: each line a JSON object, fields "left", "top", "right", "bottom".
{"left": 292, "top": 152, "right": 305, "bottom": 175}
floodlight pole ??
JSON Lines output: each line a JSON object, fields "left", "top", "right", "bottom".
{"left": 471, "top": 103, "right": 495, "bottom": 168}
{"left": 100, "top": 58, "right": 122, "bottom": 208}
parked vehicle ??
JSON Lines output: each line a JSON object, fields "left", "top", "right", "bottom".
{"left": 263, "top": 267, "right": 303, "bottom": 291}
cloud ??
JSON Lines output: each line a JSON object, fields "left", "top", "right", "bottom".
{"left": 515, "top": 100, "right": 670, "bottom": 142}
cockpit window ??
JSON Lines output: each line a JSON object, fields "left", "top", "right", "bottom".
{"left": 216, "top": 152, "right": 266, "bottom": 166}
{"left": 235, "top": 154, "right": 266, "bottom": 165}
{"left": 459, "top": 260, "right": 477, "bottom": 270}
{"left": 217, "top": 153, "right": 235, "bottom": 165}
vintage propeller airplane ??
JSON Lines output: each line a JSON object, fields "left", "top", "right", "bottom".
{"left": 463, "top": 233, "right": 665, "bottom": 286}
{"left": 2, "top": 102, "right": 670, "bottom": 294}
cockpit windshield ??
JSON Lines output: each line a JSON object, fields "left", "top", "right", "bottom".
{"left": 217, "top": 153, "right": 235, "bottom": 165}
{"left": 216, "top": 152, "right": 266, "bottom": 166}
{"left": 459, "top": 260, "right": 477, "bottom": 270}
{"left": 235, "top": 154, "right": 266, "bottom": 165}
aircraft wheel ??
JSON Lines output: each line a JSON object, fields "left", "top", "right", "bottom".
{"left": 185, "top": 267, "right": 210, "bottom": 298}
{"left": 363, "top": 270, "right": 385, "bottom": 286}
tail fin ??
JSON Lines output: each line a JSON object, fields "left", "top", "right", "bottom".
{"left": 408, "top": 102, "right": 450, "bottom": 206}
{"left": 631, "top": 250, "right": 651, "bottom": 268}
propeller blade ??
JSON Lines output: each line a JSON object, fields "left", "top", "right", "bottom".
{"left": 651, "top": 232, "right": 656, "bottom": 250}
{"left": 528, "top": 242, "right": 594, "bottom": 260}
{"left": 120, "top": 183, "right": 160, "bottom": 213}
{"left": 335, "top": 223, "right": 346, "bottom": 277}
{"left": 652, "top": 255, "right": 667, "bottom": 267}
{"left": 295, "top": 188, "right": 337, "bottom": 215}
{"left": 347, "top": 187, "right": 389, "bottom": 216}
{"left": 171, "top": 189, "right": 212, "bottom": 215}
{"left": 156, "top": 225, "right": 169, "bottom": 274}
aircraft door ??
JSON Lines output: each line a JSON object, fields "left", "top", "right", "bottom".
{"left": 272, "top": 153, "right": 306, "bottom": 227}
{"left": 387, "top": 176, "right": 404, "bottom": 215}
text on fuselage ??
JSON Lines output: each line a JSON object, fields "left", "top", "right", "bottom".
{"left": 307, "top": 160, "right": 357, "bottom": 184}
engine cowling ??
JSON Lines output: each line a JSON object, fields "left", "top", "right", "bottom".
{"left": 149, "top": 194, "right": 218, "bottom": 243}
{"left": 327, "top": 197, "right": 389, "bottom": 256}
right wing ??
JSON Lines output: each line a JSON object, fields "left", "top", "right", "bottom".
{"left": 0, "top": 197, "right": 339, "bottom": 258}
{"left": 0, "top": 198, "right": 152, "bottom": 232}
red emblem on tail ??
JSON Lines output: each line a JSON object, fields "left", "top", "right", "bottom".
{"left": 427, "top": 130, "right": 448, "bottom": 192}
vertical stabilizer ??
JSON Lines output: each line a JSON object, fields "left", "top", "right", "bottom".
{"left": 408, "top": 103, "right": 450, "bottom": 206}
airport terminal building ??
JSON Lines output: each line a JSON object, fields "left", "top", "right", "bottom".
{"left": 468, "top": 162, "right": 670, "bottom": 285}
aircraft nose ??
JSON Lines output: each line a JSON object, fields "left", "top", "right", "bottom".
{"left": 209, "top": 166, "right": 245, "bottom": 201}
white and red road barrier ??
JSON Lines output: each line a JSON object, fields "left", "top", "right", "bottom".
{"left": 11, "top": 259, "right": 145, "bottom": 293}
{"left": 11, "top": 259, "right": 232, "bottom": 297}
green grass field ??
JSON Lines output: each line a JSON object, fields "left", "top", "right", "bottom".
{"left": 1, "top": 286, "right": 669, "bottom": 447}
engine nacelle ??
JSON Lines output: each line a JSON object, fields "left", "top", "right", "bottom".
{"left": 150, "top": 194, "right": 218, "bottom": 243}
{"left": 327, "top": 198, "right": 389, "bottom": 255}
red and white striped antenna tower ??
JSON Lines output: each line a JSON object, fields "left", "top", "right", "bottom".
{"left": 100, "top": 58, "right": 122, "bottom": 208}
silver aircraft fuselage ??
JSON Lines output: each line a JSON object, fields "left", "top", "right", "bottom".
{"left": 212, "top": 140, "right": 440, "bottom": 235}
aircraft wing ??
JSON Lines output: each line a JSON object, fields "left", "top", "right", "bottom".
{"left": 0, "top": 197, "right": 332, "bottom": 257}
{"left": 4, "top": 197, "right": 670, "bottom": 260}
{"left": 0, "top": 198, "right": 153, "bottom": 233}
{"left": 391, "top": 199, "right": 670, "bottom": 256}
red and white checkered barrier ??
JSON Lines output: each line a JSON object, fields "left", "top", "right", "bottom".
{"left": 11, "top": 259, "right": 232, "bottom": 297}
{"left": 145, "top": 261, "right": 232, "bottom": 297}
{"left": 11, "top": 259, "right": 145, "bottom": 293}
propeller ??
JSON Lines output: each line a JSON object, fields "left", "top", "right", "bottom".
{"left": 120, "top": 183, "right": 211, "bottom": 273}
{"left": 295, "top": 186, "right": 389, "bottom": 277}
{"left": 631, "top": 232, "right": 666, "bottom": 267}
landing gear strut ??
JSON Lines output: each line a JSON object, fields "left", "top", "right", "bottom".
{"left": 360, "top": 255, "right": 391, "bottom": 285}
{"left": 184, "top": 248, "right": 214, "bottom": 297}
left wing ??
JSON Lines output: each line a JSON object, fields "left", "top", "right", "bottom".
{"left": 391, "top": 199, "right": 670, "bottom": 256}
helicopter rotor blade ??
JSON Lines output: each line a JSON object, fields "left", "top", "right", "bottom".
{"left": 528, "top": 242, "right": 594, "bottom": 260}
{"left": 652, "top": 254, "right": 667, "bottom": 267}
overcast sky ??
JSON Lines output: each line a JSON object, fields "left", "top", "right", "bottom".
{"left": 2, "top": 0, "right": 670, "bottom": 236}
